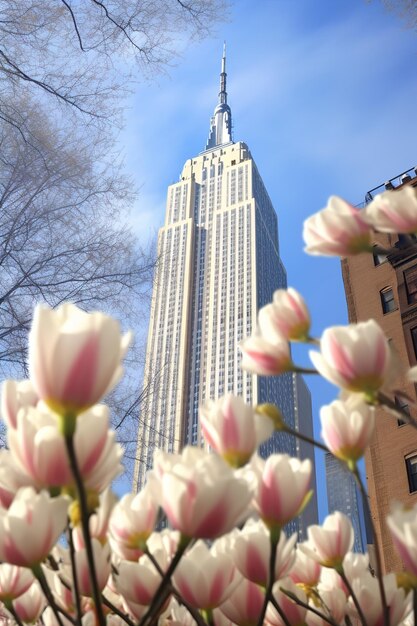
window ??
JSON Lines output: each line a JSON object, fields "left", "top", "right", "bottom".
{"left": 404, "top": 266, "right": 417, "bottom": 305}
{"left": 406, "top": 454, "right": 417, "bottom": 493}
{"left": 373, "top": 246, "right": 387, "bottom": 266}
{"left": 395, "top": 395, "right": 410, "bottom": 426}
{"left": 380, "top": 287, "right": 396, "bottom": 314}
{"left": 412, "top": 327, "right": 417, "bottom": 360}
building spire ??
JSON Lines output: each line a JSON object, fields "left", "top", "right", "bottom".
{"left": 204, "top": 42, "right": 232, "bottom": 151}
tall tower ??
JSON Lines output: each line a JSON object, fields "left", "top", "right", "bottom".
{"left": 134, "top": 50, "right": 317, "bottom": 531}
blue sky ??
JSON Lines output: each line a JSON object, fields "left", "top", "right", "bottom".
{"left": 121, "top": 0, "right": 417, "bottom": 519}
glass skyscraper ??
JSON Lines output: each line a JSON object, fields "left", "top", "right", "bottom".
{"left": 134, "top": 48, "right": 317, "bottom": 525}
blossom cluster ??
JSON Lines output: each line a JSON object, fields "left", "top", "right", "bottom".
{"left": 0, "top": 187, "right": 416, "bottom": 626}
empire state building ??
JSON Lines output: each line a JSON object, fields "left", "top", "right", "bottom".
{"left": 134, "top": 48, "right": 317, "bottom": 523}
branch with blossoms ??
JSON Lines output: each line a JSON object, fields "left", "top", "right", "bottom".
{"left": 0, "top": 187, "right": 417, "bottom": 626}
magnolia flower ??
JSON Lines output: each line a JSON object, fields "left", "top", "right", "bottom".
{"left": 233, "top": 518, "right": 296, "bottom": 586}
{"left": 114, "top": 555, "right": 162, "bottom": 606}
{"left": 310, "top": 320, "right": 392, "bottom": 398}
{"left": 0, "top": 564, "right": 34, "bottom": 602}
{"left": 73, "top": 488, "right": 116, "bottom": 550}
{"left": 0, "top": 488, "right": 68, "bottom": 567}
{"left": 173, "top": 541, "right": 238, "bottom": 610}
{"left": 200, "top": 395, "right": 274, "bottom": 467}
{"left": 72, "top": 539, "right": 111, "bottom": 597}
{"left": 253, "top": 454, "right": 312, "bottom": 529}
{"left": 303, "top": 196, "right": 372, "bottom": 257}
{"left": 306, "top": 588, "right": 347, "bottom": 626}
{"left": 364, "top": 186, "right": 417, "bottom": 234}
{"left": 289, "top": 543, "right": 321, "bottom": 589}
{"left": 259, "top": 288, "right": 311, "bottom": 342}
{"left": 303, "top": 512, "right": 354, "bottom": 569}
{"left": 13, "top": 582, "right": 45, "bottom": 624}
{"left": 320, "top": 397, "right": 375, "bottom": 464}
{"left": 1, "top": 380, "right": 38, "bottom": 430}
{"left": 267, "top": 578, "right": 307, "bottom": 626}
{"left": 155, "top": 447, "right": 252, "bottom": 539}
{"left": 387, "top": 502, "right": 417, "bottom": 577}
{"left": 28, "top": 303, "right": 131, "bottom": 416}
{"left": 240, "top": 332, "right": 293, "bottom": 376}
{"left": 43, "top": 568, "right": 74, "bottom": 613}
{"left": 218, "top": 577, "right": 265, "bottom": 626}
{"left": 8, "top": 404, "right": 122, "bottom": 492}
{"left": 0, "top": 450, "right": 34, "bottom": 509}
{"left": 108, "top": 483, "right": 159, "bottom": 561}
{"left": 349, "top": 572, "right": 411, "bottom": 626}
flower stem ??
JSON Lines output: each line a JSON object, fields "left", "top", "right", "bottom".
{"left": 352, "top": 466, "right": 389, "bottom": 626}
{"left": 138, "top": 535, "right": 191, "bottom": 626}
{"left": 293, "top": 366, "right": 319, "bottom": 375}
{"left": 33, "top": 564, "right": 66, "bottom": 626}
{"left": 279, "top": 588, "right": 339, "bottom": 626}
{"left": 64, "top": 433, "right": 106, "bottom": 626}
{"left": 144, "top": 547, "right": 207, "bottom": 626}
{"left": 67, "top": 525, "right": 83, "bottom": 626}
{"left": 256, "top": 530, "right": 279, "bottom": 626}
{"left": 281, "top": 423, "right": 330, "bottom": 454}
{"left": 269, "top": 595, "right": 293, "bottom": 626}
{"left": 339, "top": 569, "right": 368, "bottom": 626}
{"left": 102, "top": 595, "right": 136, "bottom": 626}
{"left": 5, "top": 602, "right": 25, "bottom": 626}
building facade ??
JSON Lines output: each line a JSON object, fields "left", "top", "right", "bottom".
{"left": 134, "top": 50, "right": 318, "bottom": 534}
{"left": 342, "top": 167, "right": 417, "bottom": 572}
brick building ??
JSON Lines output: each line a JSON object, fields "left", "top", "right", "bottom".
{"left": 342, "top": 167, "right": 417, "bottom": 572}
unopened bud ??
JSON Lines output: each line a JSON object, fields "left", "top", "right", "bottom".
{"left": 256, "top": 404, "right": 287, "bottom": 431}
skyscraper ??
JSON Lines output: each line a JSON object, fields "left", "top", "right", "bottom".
{"left": 342, "top": 167, "right": 417, "bottom": 572}
{"left": 134, "top": 49, "right": 318, "bottom": 530}
{"left": 325, "top": 453, "right": 367, "bottom": 554}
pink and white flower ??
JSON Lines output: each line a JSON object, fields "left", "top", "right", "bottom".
{"left": 155, "top": 448, "right": 252, "bottom": 539}
{"left": 73, "top": 488, "right": 116, "bottom": 550}
{"left": 320, "top": 397, "right": 375, "bottom": 463}
{"left": 218, "top": 577, "right": 265, "bottom": 626}
{"left": 259, "top": 288, "right": 311, "bottom": 342}
{"left": 303, "top": 196, "right": 372, "bottom": 257}
{"left": 0, "top": 488, "right": 68, "bottom": 567}
{"left": 309, "top": 320, "right": 392, "bottom": 398}
{"left": 72, "top": 539, "right": 111, "bottom": 597}
{"left": 173, "top": 541, "right": 238, "bottom": 610}
{"left": 303, "top": 512, "right": 354, "bottom": 569}
{"left": 0, "top": 450, "right": 34, "bottom": 509}
{"left": 364, "top": 187, "right": 417, "bottom": 234}
{"left": 1, "top": 380, "right": 38, "bottom": 430}
{"left": 28, "top": 303, "right": 131, "bottom": 415}
{"left": 267, "top": 578, "right": 307, "bottom": 626}
{"left": 200, "top": 395, "right": 273, "bottom": 467}
{"left": 289, "top": 543, "right": 321, "bottom": 589}
{"left": 349, "top": 572, "right": 411, "bottom": 626}
{"left": 114, "top": 555, "right": 162, "bottom": 606}
{"left": 254, "top": 454, "right": 312, "bottom": 529}
{"left": 108, "top": 483, "right": 159, "bottom": 561}
{"left": 0, "top": 564, "right": 34, "bottom": 601}
{"left": 233, "top": 519, "right": 296, "bottom": 586}
{"left": 306, "top": 588, "right": 347, "bottom": 626}
{"left": 13, "top": 582, "right": 45, "bottom": 623}
{"left": 240, "top": 332, "right": 293, "bottom": 376}
{"left": 8, "top": 404, "right": 122, "bottom": 491}
{"left": 387, "top": 502, "right": 417, "bottom": 578}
